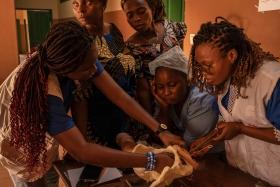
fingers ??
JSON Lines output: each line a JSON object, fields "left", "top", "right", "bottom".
{"left": 191, "top": 145, "right": 213, "bottom": 158}
{"left": 212, "top": 129, "right": 226, "bottom": 141}
{"left": 174, "top": 145, "right": 199, "bottom": 170}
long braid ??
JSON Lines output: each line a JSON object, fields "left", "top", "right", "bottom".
{"left": 189, "top": 17, "right": 278, "bottom": 97}
{"left": 9, "top": 21, "right": 93, "bottom": 171}
{"left": 121, "top": 0, "right": 166, "bottom": 22}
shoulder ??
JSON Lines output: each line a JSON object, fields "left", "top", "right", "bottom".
{"left": 108, "top": 23, "right": 124, "bottom": 39}
{"left": 258, "top": 60, "right": 280, "bottom": 79}
{"left": 245, "top": 60, "right": 280, "bottom": 102}
{"left": 47, "top": 73, "right": 63, "bottom": 100}
{"left": 188, "top": 86, "right": 216, "bottom": 107}
{"left": 164, "top": 20, "right": 187, "bottom": 34}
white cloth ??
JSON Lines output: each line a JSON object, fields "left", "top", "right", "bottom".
{"left": 132, "top": 144, "right": 193, "bottom": 187}
{"left": 0, "top": 60, "right": 60, "bottom": 182}
{"left": 148, "top": 46, "right": 188, "bottom": 75}
{"left": 218, "top": 60, "right": 280, "bottom": 186}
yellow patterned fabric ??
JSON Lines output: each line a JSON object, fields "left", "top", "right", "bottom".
{"left": 132, "top": 144, "right": 193, "bottom": 187}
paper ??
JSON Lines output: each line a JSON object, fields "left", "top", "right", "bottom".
{"left": 98, "top": 168, "right": 123, "bottom": 184}
{"left": 65, "top": 166, "right": 85, "bottom": 187}
{"left": 258, "top": 0, "right": 280, "bottom": 12}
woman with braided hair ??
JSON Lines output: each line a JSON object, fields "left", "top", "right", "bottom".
{"left": 189, "top": 17, "right": 280, "bottom": 186}
{"left": 0, "top": 21, "right": 177, "bottom": 187}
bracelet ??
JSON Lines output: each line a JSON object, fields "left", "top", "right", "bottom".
{"left": 273, "top": 128, "right": 280, "bottom": 142}
{"left": 145, "top": 152, "right": 156, "bottom": 171}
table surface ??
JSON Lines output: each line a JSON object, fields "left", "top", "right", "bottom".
{"left": 53, "top": 154, "right": 272, "bottom": 187}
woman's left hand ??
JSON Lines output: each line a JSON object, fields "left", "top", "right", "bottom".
{"left": 158, "top": 131, "right": 185, "bottom": 146}
{"left": 213, "top": 122, "right": 242, "bottom": 141}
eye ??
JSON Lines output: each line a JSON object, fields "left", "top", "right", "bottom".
{"left": 156, "top": 84, "right": 164, "bottom": 90}
{"left": 126, "top": 12, "right": 133, "bottom": 19}
{"left": 137, "top": 7, "right": 146, "bottom": 15}
{"left": 86, "top": 0, "right": 94, "bottom": 6}
{"left": 72, "top": 1, "right": 79, "bottom": 9}
{"left": 168, "top": 83, "right": 176, "bottom": 88}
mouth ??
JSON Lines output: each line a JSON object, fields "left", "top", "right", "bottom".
{"left": 79, "top": 17, "right": 87, "bottom": 22}
{"left": 134, "top": 23, "right": 145, "bottom": 30}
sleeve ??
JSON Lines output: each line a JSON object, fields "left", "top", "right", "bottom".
{"left": 182, "top": 91, "right": 219, "bottom": 145}
{"left": 266, "top": 79, "right": 280, "bottom": 130}
{"left": 47, "top": 95, "right": 75, "bottom": 136}
{"left": 171, "top": 21, "right": 187, "bottom": 43}
{"left": 93, "top": 59, "right": 104, "bottom": 77}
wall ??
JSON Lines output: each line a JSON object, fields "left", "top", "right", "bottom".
{"left": 0, "top": 1, "right": 18, "bottom": 83}
{"left": 16, "top": 10, "right": 29, "bottom": 53}
{"left": 185, "top": 0, "right": 280, "bottom": 57}
{"left": 15, "top": 0, "right": 59, "bottom": 19}
{"left": 58, "top": 0, "right": 73, "bottom": 19}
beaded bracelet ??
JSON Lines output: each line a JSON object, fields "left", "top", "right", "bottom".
{"left": 145, "top": 151, "right": 156, "bottom": 171}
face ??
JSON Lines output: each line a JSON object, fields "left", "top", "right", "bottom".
{"left": 67, "top": 44, "right": 98, "bottom": 81}
{"left": 154, "top": 67, "right": 188, "bottom": 105}
{"left": 194, "top": 43, "right": 236, "bottom": 86}
{"left": 72, "top": 0, "right": 105, "bottom": 26}
{"left": 123, "top": 0, "right": 153, "bottom": 33}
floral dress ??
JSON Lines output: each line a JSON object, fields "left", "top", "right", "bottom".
{"left": 126, "top": 20, "right": 187, "bottom": 142}
{"left": 126, "top": 19, "right": 187, "bottom": 80}
{"left": 75, "top": 23, "right": 136, "bottom": 147}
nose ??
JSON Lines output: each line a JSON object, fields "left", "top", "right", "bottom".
{"left": 77, "top": 3, "right": 86, "bottom": 14}
{"left": 163, "top": 87, "right": 171, "bottom": 96}
{"left": 132, "top": 14, "right": 141, "bottom": 23}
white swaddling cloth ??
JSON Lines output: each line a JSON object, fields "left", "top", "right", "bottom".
{"left": 132, "top": 144, "right": 193, "bottom": 187}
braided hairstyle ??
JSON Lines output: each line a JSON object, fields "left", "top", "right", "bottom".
{"left": 189, "top": 17, "right": 278, "bottom": 97}
{"left": 121, "top": 0, "right": 166, "bottom": 22}
{"left": 9, "top": 21, "right": 93, "bottom": 171}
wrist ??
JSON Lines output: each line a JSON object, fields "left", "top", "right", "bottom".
{"left": 145, "top": 152, "right": 156, "bottom": 171}
{"left": 155, "top": 123, "right": 168, "bottom": 136}
{"left": 235, "top": 122, "right": 243, "bottom": 134}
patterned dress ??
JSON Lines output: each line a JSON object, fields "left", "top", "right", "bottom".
{"left": 126, "top": 20, "right": 187, "bottom": 142}
{"left": 75, "top": 23, "right": 136, "bottom": 147}
{"left": 127, "top": 19, "right": 187, "bottom": 79}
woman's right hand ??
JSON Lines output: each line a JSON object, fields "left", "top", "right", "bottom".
{"left": 154, "top": 153, "right": 174, "bottom": 173}
{"left": 150, "top": 80, "right": 169, "bottom": 110}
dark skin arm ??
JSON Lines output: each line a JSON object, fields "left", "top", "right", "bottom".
{"left": 213, "top": 121, "right": 280, "bottom": 145}
{"left": 91, "top": 71, "right": 185, "bottom": 146}
{"left": 190, "top": 121, "right": 280, "bottom": 158}
{"left": 71, "top": 100, "right": 88, "bottom": 140}
{"left": 54, "top": 126, "right": 173, "bottom": 171}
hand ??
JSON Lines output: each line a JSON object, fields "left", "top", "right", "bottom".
{"left": 189, "top": 130, "right": 218, "bottom": 158}
{"left": 155, "top": 153, "right": 174, "bottom": 173}
{"left": 150, "top": 80, "right": 169, "bottom": 110}
{"left": 116, "top": 133, "right": 136, "bottom": 152}
{"left": 190, "top": 145, "right": 214, "bottom": 158}
{"left": 158, "top": 131, "right": 185, "bottom": 146}
{"left": 173, "top": 145, "right": 199, "bottom": 170}
{"left": 212, "top": 122, "right": 242, "bottom": 141}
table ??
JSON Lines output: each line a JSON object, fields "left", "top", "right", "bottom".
{"left": 53, "top": 154, "right": 272, "bottom": 187}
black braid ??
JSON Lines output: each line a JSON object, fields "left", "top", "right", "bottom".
{"left": 189, "top": 17, "right": 278, "bottom": 97}
{"left": 10, "top": 21, "right": 93, "bottom": 171}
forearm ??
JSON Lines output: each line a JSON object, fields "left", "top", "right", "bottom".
{"left": 237, "top": 123, "right": 280, "bottom": 145}
{"left": 78, "top": 143, "right": 147, "bottom": 168}
{"left": 71, "top": 100, "right": 88, "bottom": 139}
{"left": 55, "top": 127, "right": 147, "bottom": 168}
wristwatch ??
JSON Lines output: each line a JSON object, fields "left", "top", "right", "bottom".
{"left": 155, "top": 123, "right": 168, "bottom": 136}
